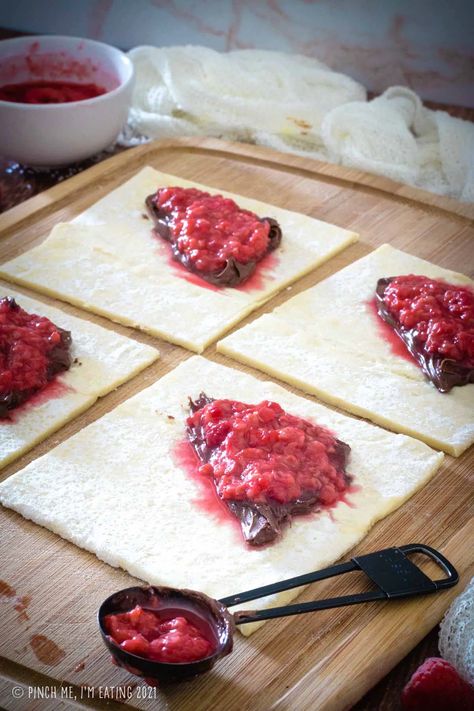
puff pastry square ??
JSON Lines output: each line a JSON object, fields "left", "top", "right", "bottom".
{"left": 0, "top": 357, "right": 443, "bottom": 634}
{"left": 0, "top": 167, "right": 357, "bottom": 352}
{"left": 0, "top": 288, "right": 159, "bottom": 468}
{"left": 218, "top": 245, "right": 474, "bottom": 456}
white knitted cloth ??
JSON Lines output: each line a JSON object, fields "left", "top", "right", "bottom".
{"left": 121, "top": 46, "right": 474, "bottom": 203}
{"left": 439, "top": 576, "right": 474, "bottom": 686}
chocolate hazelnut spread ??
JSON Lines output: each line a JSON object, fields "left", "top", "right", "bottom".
{"left": 187, "top": 393, "right": 351, "bottom": 546}
{"left": 375, "top": 277, "right": 474, "bottom": 392}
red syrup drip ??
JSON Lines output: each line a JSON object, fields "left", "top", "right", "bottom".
{"left": 326, "top": 485, "right": 360, "bottom": 522}
{"left": 1, "top": 44, "right": 112, "bottom": 85}
{"left": 14, "top": 594, "right": 31, "bottom": 621}
{"left": 0, "top": 378, "right": 73, "bottom": 424}
{"left": 366, "top": 298, "right": 418, "bottom": 364}
{"left": 153, "top": 236, "right": 220, "bottom": 294}
{"left": 235, "top": 250, "right": 278, "bottom": 293}
{"left": 153, "top": 230, "right": 278, "bottom": 294}
{"left": 0, "top": 580, "right": 16, "bottom": 597}
{"left": 172, "top": 440, "right": 241, "bottom": 539}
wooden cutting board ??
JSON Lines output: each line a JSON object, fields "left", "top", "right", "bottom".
{"left": 0, "top": 138, "right": 473, "bottom": 711}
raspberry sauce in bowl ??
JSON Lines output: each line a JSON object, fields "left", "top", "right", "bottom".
{"left": 0, "top": 35, "right": 133, "bottom": 165}
{"left": 0, "top": 80, "right": 107, "bottom": 104}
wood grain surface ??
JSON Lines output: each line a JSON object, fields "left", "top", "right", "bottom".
{"left": 0, "top": 138, "right": 473, "bottom": 711}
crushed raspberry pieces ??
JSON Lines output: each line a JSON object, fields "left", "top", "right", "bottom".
{"left": 187, "top": 398, "right": 350, "bottom": 507}
{"left": 381, "top": 275, "right": 474, "bottom": 365}
{"left": 152, "top": 187, "right": 272, "bottom": 274}
{"left": 401, "top": 657, "right": 474, "bottom": 711}
{"left": 0, "top": 297, "right": 72, "bottom": 415}
{"left": 104, "top": 606, "right": 215, "bottom": 664}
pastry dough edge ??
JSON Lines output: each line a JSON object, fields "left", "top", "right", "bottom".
{"left": 0, "top": 271, "right": 205, "bottom": 352}
{"left": 0, "top": 347, "right": 160, "bottom": 471}
{"left": 216, "top": 342, "right": 462, "bottom": 456}
{"left": 232, "top": 437, "right": 443, "bottom": 635}
{"left": 0, "top": 231, "right": 358, "bottom": 353}
{"left": 0, "top": 397, "right": 95, "bottom": 471}
{"left": 0, "top": 443, "right": 443, "bottom": 636}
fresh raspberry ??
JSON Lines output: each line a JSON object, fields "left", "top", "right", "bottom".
{"left": 402, "top": 657, "right": 474, "bottom": 711}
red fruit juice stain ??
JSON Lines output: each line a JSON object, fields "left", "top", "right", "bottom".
{"left": 153, "top": 230, "right": 278, "bottom": 294}
{"left": 24, "top": 53, "right": 102, "bottom": 84}
{"left": 173, "top": 436, "right": 356, "bottom": 546}
{"left": 180, "top": 271, "right": 222, "bottom": 292}
{"left": 167, "top": 248, "right": 278, "bottom": 293}
{"left": 14, "top": 594, "right": 31, "bottom": 621}
{"left": 0, "top": 580, "right": 16, "bottom": 598}
{"left": 339, "top": 486, "right": 359, "bottom": 508}
{"left": 0, "top": 42, "right": 118, "bottom": 98}
{"left": 172, "top": 440, "right": 241, "bottom": 537}
{"left": 30, "top": 635, "right": 66, "bottom": 666}
{"left": 235, "top": 250, "right": 278, "bottom": 293}
{"left": 0, "top": 380, "right": 73, "bottom": 424}
{"left": 153, "top": 237, "right": 223, "bottom": 294}
{"left": 366, "top": 298, "right": 417, "bottom": 364}
{"left": 325, "top": 484, "right": 360, "bottom": 522}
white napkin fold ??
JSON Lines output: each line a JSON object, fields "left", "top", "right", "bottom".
{"left": 122, "top": 46, "right": 474, "bottom": 202}
{"left": 439, "top": 576, "right": 474, "bottom": 686}
{"left": 322, "top": 86, "right": 474, "bottom": 201}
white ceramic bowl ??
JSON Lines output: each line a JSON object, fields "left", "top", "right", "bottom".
{"left": 0, "top": 35, "right": 134, "bottom": 166}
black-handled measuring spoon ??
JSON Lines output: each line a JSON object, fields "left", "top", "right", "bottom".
{"left": 98, "top": 543, "right": 458, "bottom": 684}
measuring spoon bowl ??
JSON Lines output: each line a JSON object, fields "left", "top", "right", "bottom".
{"left": 98, "top": 585, "right": 235, "bottom": 683}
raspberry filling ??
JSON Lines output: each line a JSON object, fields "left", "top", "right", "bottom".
{"left": 187, "top": 394, "right": 351, "bottom": 545}
{"left": 0, "top": 297, "right": 72, "bottom": 416}
{"left": 375, "top": 275, "right": 474, "bottom": 392}
{"left": 145, "top": 187, "right": 281, "bottom": 287}
{"left": 0, "top": 80, "right": 106, "bottom": 104}
{"left": 104, "top": 605, "right": 216, "bottom": 664}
